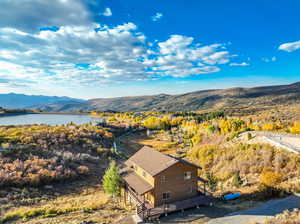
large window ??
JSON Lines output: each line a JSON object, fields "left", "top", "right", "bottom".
{"left": 162, "top": 192, "right": 171, "bottom": 200}
{"left": 184, "top": 171, "right": 192, "bottom": 180}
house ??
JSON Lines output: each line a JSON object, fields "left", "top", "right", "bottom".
{"left": 120, "top": 146, "right": 205, "bottom": 208}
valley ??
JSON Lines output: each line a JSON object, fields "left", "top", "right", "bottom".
{"left": 0, "top": 105, "right": 300, "bottom": 223}
{"left": 2, "top": 1, "right": 300, "bottom": 223}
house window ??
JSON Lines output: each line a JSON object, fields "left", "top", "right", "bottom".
{"left": 161, "top": 175, "right": 166, "bottom": 183}
{"left": 162, "top": 192, "right": 171, "bottom": 200}
{"left": 184, "top": 171, "right": 192, "bottom": 180}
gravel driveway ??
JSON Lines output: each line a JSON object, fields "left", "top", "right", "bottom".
{"left": 206, "top": 194, "right": 300, "bottom": 224}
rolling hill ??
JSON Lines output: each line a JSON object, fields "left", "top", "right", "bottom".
{"left": 32, "top": 81, "right": 300, "bottom": 112}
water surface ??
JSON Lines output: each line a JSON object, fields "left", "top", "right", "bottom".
{"left": 0, "top": 114, "right": 101, "bottom": 126}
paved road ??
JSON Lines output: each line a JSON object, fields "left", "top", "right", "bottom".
{"left": 206, "top": 194, "right": 300, "bottom": 224}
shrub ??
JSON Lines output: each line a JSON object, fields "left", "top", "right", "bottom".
{"left": 232, "top": 171, "right": 243, "bottom": 187}
{"left": 206, "top": 172, "right": 218, "bottom": 192}
{"left": 0, "top": 124, "right": 113, "bottom": 188}
{"left": 77, "top": 166, "right": 89, "bottom": 175}
{"left": 260, "top": 168, "right": 283, "bottom": 187}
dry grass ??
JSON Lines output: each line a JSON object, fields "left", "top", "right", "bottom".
{"left": 252, "top": 209, "right": 300, "bottom": 224}
{"left": 139, "top": 138, "right": 178, "bottom": 153}
{"left": 188, "top": 143, "right": 300, "bottom": 194}
{"left": 1, "top": 187, "right": 131, "bottom": 224}
{"left": 0, "top": 124, "right": 113, "bottom": 188}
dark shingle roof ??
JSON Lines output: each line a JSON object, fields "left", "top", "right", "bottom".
{"left": 125, "top": 146, "right": 199, "bottom": 177}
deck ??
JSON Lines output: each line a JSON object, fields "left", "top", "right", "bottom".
{"left": 138, "top": 193, "right": 217, "bottom": 221}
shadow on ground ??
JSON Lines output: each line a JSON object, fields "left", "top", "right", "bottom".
{"left": 156, "top": 204, "right": 232, "bottom": 223}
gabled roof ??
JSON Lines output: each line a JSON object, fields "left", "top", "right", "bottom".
{"left": 125, "top": 146, "right": 200, "bottom": 177}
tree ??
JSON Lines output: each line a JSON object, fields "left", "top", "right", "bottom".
{"left": 232, "top": 171, "right": 242, "bottom": 187}
{"left": 247, "top": 132, "right": 252, "bottom": 140}
{"left": 260, "top": 168, "right": 282, "bottom": 187}
{"left": 102, "top": 161, "right": 122, "bottom": 198}
{"left": 206, "top": 172, "right": 218, "bottom": 192}
{"left": 290, "top": 122, "right": 300, "bottom": 134}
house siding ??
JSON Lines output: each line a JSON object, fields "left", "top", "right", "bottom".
{"left": 132, "top": 162, "right": 155, "bottom": 186}
{"left": 153, "top": 163, "right": 198, "bottom": 207}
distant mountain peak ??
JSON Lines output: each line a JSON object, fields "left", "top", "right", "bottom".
{"left": 0, "top": 93, "right": 83, "bottom": 109}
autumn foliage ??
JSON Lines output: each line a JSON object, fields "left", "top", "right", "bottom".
{"left": 0, "top": 124, "right": 113, "bottom": 187}
{"left": 260, "top": 168, "right": 283, "bottom": 187}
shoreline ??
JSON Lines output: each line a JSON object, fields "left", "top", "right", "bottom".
{"left": 36, "top": 111, "right": 90, "bottom": 115}
{"left": 0, "top": 111, "right": 90, "bottom": 117}
{"left": 0, "top": 112, "right": 35, "bottom": 117}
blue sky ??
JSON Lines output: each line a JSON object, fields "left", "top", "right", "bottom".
{"left": 0, "top": 0, "right": 299, "bottom": 99}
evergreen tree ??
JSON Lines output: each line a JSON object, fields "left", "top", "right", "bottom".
{"left": 102, "top": 161, "right": 122, "bottom": 198}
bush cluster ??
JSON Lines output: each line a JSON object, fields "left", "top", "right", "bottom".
{"left": 0, "top": 124, "right": 113, "bottom": 187}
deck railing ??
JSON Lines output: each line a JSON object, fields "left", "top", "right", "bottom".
{"left": 126, "top": 186, "right": 144, "bottom": 206}
{"left": 139, "top": 193, "right": 217, "bottom": 221}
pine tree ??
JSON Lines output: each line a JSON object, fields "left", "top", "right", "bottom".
{"left": 102, "top": 161, "right": 122, "bottom": 198}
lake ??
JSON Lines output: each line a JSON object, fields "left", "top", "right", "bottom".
{"left": 0, "top": 114, "right": 101, "bottom": 126}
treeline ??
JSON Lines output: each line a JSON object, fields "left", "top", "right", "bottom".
{"left": 174, "top": 111, "right": 225, "bottom": 122}
{"left": 0, "top": 107, "right": 34, "bottom": 115}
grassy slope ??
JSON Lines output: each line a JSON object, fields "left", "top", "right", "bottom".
{"left": 0, "top": 124, "right": 132, "bottom": 224}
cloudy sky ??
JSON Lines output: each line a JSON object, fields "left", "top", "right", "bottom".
{"left": 0, "top": 0, "right": 300, "bottom": 99}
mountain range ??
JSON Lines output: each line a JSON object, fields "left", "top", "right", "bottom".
{"left": 0, "top": 93, "right": 83, "bottom": 109}
{"left": 1, "top": 82, "right": 300, "bottom": 112}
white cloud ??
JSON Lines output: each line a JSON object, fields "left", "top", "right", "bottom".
{"left": 152, "top": 13, "right": 163, "bottom": 22}
{"left": 229, "top": 62, "right": 250, "bottom": 66}
{"left": 0, "top": 23, "right": 148, "bottom": 87}
{"left": 278, "top": 40, "right": 300, "bottom": 52}
{"left": 145, "top": 35, "right": 234, "bottom": 77}
{"left": 0, "top": 0, "right": 90, "bottom": 32}
{"left": 0, "top": 22, "right": 238, "bottom": 89}
{"left": 102, "top": 7, "right": 112, "bottom": 17}
{"left": 262, "top": 56, "right": 277, "bottom": 63}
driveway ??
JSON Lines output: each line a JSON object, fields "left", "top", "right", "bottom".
{"left": 206, "top": 194, "right": 300, "bottom": 224}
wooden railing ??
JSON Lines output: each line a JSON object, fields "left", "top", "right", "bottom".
{"left": 139, "top": 193, "right": 217, "bottom": 221}
{"left": 127, "top": 187, "right": 144, "bottom": 206}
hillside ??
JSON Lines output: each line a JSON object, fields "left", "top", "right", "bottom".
{"left": 0, "top": 93, "right": 83, "bottom": 109}
{"left": 34, "top": 82, "right": 300, "bottom": 112}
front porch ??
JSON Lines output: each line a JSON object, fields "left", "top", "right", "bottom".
{"left": 117, "top": 193, "right": 218, "bottom": 224}
{"left": 121, "top": 187, "right": 217, "bottom": 222}
{"left": 122, "top": 184, "right": 154, "bottom": 209}
{"left": 141, "top": 193, "right": 217, "bottom": 221}
{"left": 121, "top": 181, "right": 216, "bottom": 221}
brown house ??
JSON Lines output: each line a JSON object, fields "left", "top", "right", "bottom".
{"left": 120, "top": 146, "right": 203, "bottom": 208}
